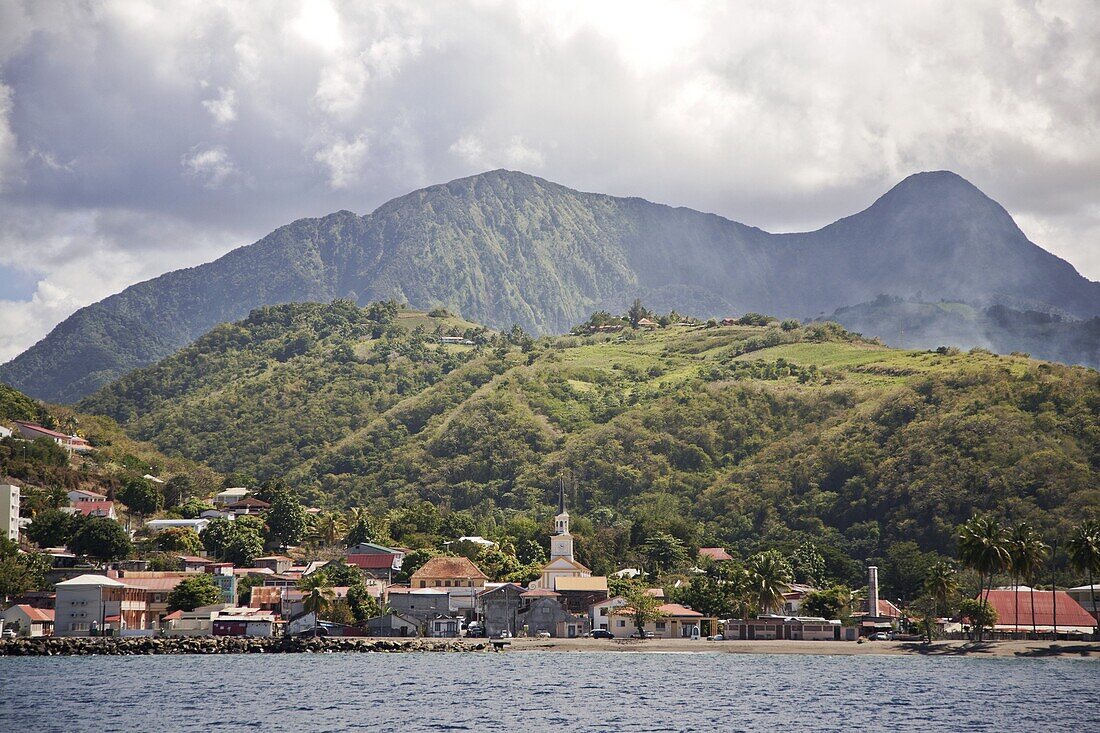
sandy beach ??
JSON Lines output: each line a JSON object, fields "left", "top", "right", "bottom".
{"left": 503, "top": 637, "right": 1100, "bottom": 659}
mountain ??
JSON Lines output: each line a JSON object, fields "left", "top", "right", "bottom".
{"left": 5, "top": 169, "right": 1099, "bottom": 402}
{"left": 826, "top": 296, "right": 1100, "bottom": 368}
{"left": 77, "top": 302, "right": 1099, "bottom": 572}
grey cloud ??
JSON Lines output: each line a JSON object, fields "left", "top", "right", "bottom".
{"left": 0, "top": 0, "right": 1097, "bottom": 362}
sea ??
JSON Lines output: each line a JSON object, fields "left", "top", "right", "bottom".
{"left": 0, "top": 651, "right": 1096, "bottom": 732}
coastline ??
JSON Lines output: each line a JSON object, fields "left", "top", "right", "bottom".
{"left": 502, "top": 637, "right": 1100, "bottom": 659}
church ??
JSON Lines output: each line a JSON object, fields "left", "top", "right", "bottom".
{"left": 529, "top": 482, "right": 606, "bottom": 596}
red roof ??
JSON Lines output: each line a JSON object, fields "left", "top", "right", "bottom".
{"left": 411, "top": 556, "right": 489, "bottom": 581}
{"left": 162, "top": 610, "right": 184, "bottom": 621}
{"left": 981, "top": 590, "right": 1096, "bottom": 629}
{"left": 521, "top": 588, "right": 560, "bottom": 598}
{"left": 698, "top": 547, "right": 734, "bottom": 562}
{"left": 228, "top": 497, "right": 270, "bottom": 508}
{"left": 14, "top": 421, "right": 90, "bottom": 444}
{"left": 117, "top": 576, "right": 190, "bottom": 592}
{"left": 346, "top": 553, "right": 399, "bottom": 570}
{"left": 13, "top": 605, "right": 54, "bottom": 622}
{"left": 72, "top": 501, "right": 114, "bottom": 516}
{"left": 657, "top": 603, "right": 703, "bottom": 618}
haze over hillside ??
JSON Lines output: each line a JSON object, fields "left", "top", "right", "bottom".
{"left": 2, "top": 169, "right": 1097, "bottom": 403}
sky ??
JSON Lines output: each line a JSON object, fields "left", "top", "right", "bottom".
{"left": 0, "top": 0, "right": 1098, "bottom": 363}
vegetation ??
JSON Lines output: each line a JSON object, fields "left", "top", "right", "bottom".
{"left": 167, "top": 575, "right": 223, "bottom": 612}
{"left": 68, "top": 516, "right": 132, "bottom": 562}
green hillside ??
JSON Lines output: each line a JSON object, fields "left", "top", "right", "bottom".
{"left": 79, "top": 302, "right": 1100, "bottom": 574}
{"left": 6, "top": 169, "right": 1099, "bottom": 403}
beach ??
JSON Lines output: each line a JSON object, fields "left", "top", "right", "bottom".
{"left": 504, "top": 636, "right": 1100, "bottom": 659}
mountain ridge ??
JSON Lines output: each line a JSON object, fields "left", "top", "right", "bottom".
{"left": 3, "top": 169, "right": 1098, "bottom": 402}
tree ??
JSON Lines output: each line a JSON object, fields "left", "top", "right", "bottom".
{"left": 958, "top": 598, "right": 997, "bottom": 641}
{"left": 642, "top": 532, "right": 689, "bottom": 574}
{"left": 801, "top": 585, "right": 852, "bottom": 621}
{"left": 178, "top": 498, "right": 215, "bottom": 519}
{"left": 622, "top": 587, "right": 663, "bottom": 638}
{"left": 957, "top": 516, "right": 1010, "bottom": 641}
{"left": 202, "top": 517, "right": 263, "bottom": 565}
{"left": 69, "top": 517, "right": 132, "bottom": 562}
{"left": 627, "top": 299, "right": 649, "bottom": 328}
{"left": 310, "top": 512, "right": 346, "bottom": 549}
{"left": 345, "top": 509, "right": 388, "bottom": 547}
{"left": 789, "top": 542, "right": 825, "bottom": 586}
{"left": 298, "top": 573, "right": 336, "bottom": 635}
{"left": 1009, "top": 526, "right": 1048, "bottom": 637}
{"left": 0, "top": 539, "right": 50, "bottom": 599}
{"left": 152, "top": 527, "right": 203, "bottom": 554}
{"left": 923, "top": 561, "right": 959, "bottom": 617}
{"left": 347, "top": 584, "right": 382, "bottom": 622}
{"left": 441, "top": 510, "right": 478, "bottom": 539}
{"left": 167, "top": 574, "right": 223, "bottom": 612}
{"left": 318, "top": 559, "right": 365, "bottom": 588}
{"left": 223, "top": 527, "right": 264, "bottom": 567}
{"left": 266, "top": 490, "right": 307, "bottom": 550}
{"left": 26, "top": 508, "right": 78, "bottom": 548}
{"left": 163, "top": 475, "right": 195, "bottom": 509}
{"left": 746, "top": 550, "right": 793, "bottom": 614}
{"left": 117, "top": 477, "right": 163, "bottom": 523}
{"left": 201, "top": 518, "right": 236, "bottom": 558}
{"left": 1066, "top": 519, "right": 1100, "bottom": 634}
{"left": 396, "top": 549, "right": 439, "bottom": 583}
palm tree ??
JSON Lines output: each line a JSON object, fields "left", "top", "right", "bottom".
{"left": 1008, "top": 523, "right": 1048, "bottom": 637}
{"left": 311, "top": 512, "right": 346, "bottom": 549}
{"left": 923, "top": 560, "right": 959, "bottom": 617}
{"left": 746, "top": 550, "right": 792, "bottom": 614}
{"left": 298, "top": 574, "right": 336, "bottom": 637}
{"left": 1067, "top": 519, "right": 1100, "bottom": 634}
{"left": 957, "top": 516, "right": 1011, "bottom": 641}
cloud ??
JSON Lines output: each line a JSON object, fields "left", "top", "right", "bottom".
{"left": 0, "top": 0, "right": 1097, "bottom": 362}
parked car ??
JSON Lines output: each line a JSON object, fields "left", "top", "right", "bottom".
{"left": 498, "top": 630, "right": 512, "bottom": 639}
{"left": 1, "top": 628, "right": 16, "bottom": 639}
{"left": 465, "top": 624, "right": 486, "bottom": 638}
{"left": 870, "top": 632, "right": 890, "bottom": 641}
{"left": 630, "top": 630, "right": 655, "bottom": 639}
{"left": 707, "top": 634, "right": 724, "bottom": 641}
{"left": 535, "top": 631, "right": 551, "bottom": 639}
{"left": 590, "top": 629, "right": 614, "bottom": 639}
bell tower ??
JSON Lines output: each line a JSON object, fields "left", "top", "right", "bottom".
{"left": 550, "top": 477, "right": 573, "bottom": 561}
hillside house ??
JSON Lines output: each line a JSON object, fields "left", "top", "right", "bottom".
{"left": 67, "top": 489, "right": 107, "bottom": 504}
{"left": 212, "top": 487, "right": 250, "bottom": 507}
{"left": 13, "top": 421, "right": 92, "bottom": 451}
{"left": 67, "top": 501, "right": 117, "bottom": 520}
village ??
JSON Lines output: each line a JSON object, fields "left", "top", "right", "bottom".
{"left": 2, "top": 419, "right": 1097, "bottom": 649}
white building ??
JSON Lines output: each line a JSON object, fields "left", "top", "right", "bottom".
{"left": 144, "top": 518, "right": 211, "bottom": 534}
{"left": 0, "top": 424, "right": 11, "bottom": 439}
{"left": 213, "top": 487, "right": 250, "bottom": 507}
{"left": 1, "top": 483, "right": 19, "bottom": 542}
{"left": 68, "top": 488, "right": 107, "bottom": 504}
{"left": 54, "top": 574, "right": 148, "bottom": 636}
{"left": 529, "top": 482, "right": 596, "bottom": 590}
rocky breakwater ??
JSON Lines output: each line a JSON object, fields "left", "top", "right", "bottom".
{"left": 0, "top": 636, "right": 492, "bottom": 656}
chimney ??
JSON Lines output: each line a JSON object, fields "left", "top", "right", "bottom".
{"left": 868, "top": 566, "right": 880, "bottom": 618}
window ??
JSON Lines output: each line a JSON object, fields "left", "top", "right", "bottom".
{"left": 419, "top": 581, "right": 426, "bottom": 588}
{"left": 599, "top": 608, "right": 607, "bottom": 616}
{"left": 617, "top": 619, "right": 626, "bottom": 628}
{"left": 655, "top": 622, "right": 666, "bottom": 631}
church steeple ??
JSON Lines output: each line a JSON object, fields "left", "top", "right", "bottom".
{"left": 554, "top": 476, "right": 570, "bottom": 537}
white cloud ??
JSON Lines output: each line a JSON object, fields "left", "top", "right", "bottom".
{"left": 314, "top": 134, "right": 369, "bottom": 189}
{"left": 0, "top": 0, "right": 1098, "bottom": 362}
{"left": 181, "top": 145, "right": 242, "bottom": 189}
{"left": 202, "top": 87, "right": 238, "bottom": 126}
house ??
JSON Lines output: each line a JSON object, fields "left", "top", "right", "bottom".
{"left": 253, "top": 555, "right": 294, "bottom": 574}
{"left": 429, "top": 615, "right": 464, "bottom": 638}
{"left": 590, "top": 596, "right": 628, "bottom": 632}
{"left": 979, "top": 589, "right": 1097, "bottom": 635}
{"left": 345, "top": 551, "right": 403, "bottom": 581}
{"left": 636, "top": 317, "right": 658, "bottom": 329}
{"left": 144, "top": 518, "right": 209, "bottom": 534}
{"left": 248, "top": 585, "right": 283, "bottom": 615}
{"left": 67, "top": 488, "right": 107, "bottom": 504}
{"left": 0, "top": 424, "right": 11, "bottom": 439}
{"left": 161, "top": 603, "right": 233, "bottom": 636}
{"left": 386, "top": 587, "right": 451, "bottom": 627}
{"left": 114, "top": 572, "right": 194, "bottom": 621}
{"left": 226, "top": 497, "right": 270, "bottom": 515}
{"left": 212, "top": 611, "right": 275, "bottom": 637}
{"left": 782, "top": 583, "right": 817, "bottom": 615}
{"left": 212, "top": 487, "right": 251, "bottom": 507}
{"left": 518, "top": 589, "right": 590, "bottom": 638}
{"left": 698, "top": 547, "right": 734, "bottom": 563}
{"left": 1, "top": 604, "right": 54, "bottom": 637}
{"left": 365, "top": 612, "right": 420, "bottom": 637}
{"left": 610, "top": 602, "right": 710, "bottom": 638}
{"left": 54, "top": 574, "right": 148, "bottom": 636}
{"left": 1, "top": 483, "right": 19, "bottom": 541}
{"left": 720, "top": 318, "right": 737, "bottom": 326}
{"left": 13, "top": 421, "right": 92, "bottom": 451}
{"left": 477, "top": 583, "right": 525, "bottom": 637}
{"left": 445, "top": 535, "right": 497, "bottom": 548}
{"left": 1066, "top": 585, "right": 1100, "bottom": 622}
{"left": 553, "top": 575, "right": 609, "bottom": 614}
{"left": 724, "top": 615, "right": 854, "bottom": 641}
{"left": 439, "top": 336, "right": 476, "bottom": 346}
{"left": 177, "top": 555, "right": 212, "bottom": 573}
{"left": 348, "top": 541, "right": 406, "bottom": 562}
{"left": 67, "top": 501, "right": 117, "bottom": 520}
{"left": 409, "top": 556, "right": 489, "bottom": 615}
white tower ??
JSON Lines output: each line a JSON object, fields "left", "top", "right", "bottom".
{"left": 867, "top": 565, "right": 880, "bottom": 618}
{"left": 550, "top": 478, "right": 573, "bottom": 562}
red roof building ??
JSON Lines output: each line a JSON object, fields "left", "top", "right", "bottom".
{"left": 981, "top": 590, "right": 1097, "bottom": 633}
{"left": 70, "top": 501, "right": 117, "bottom": 519}
{"left": 698, "top": 547, "right": 734, "bottom": 563}
{"left": 13, "top": 421, "right": 92, "bottom": 451}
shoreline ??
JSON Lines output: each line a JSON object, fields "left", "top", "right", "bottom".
{"left": 502, "top": 637, "right": 1100, "bottom": 659}
{"left": 0, "top": 636, "right": 492, "bottom": 656}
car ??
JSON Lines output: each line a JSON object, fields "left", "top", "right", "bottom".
{"left": 498, "top": 630, "right": 512, "bottom": 639}
{"left": 706, "top": 634, "right": 724, "bottom": 641}
{"left": 1, "top": 629, "right": 16, "bottom": 639}
{"left": 590, "top": 629, "right": 614, "bottom": 639}
{"left": 869, "top": 632, "right": 890, "bottom": 641}
{"left": 630, "top": 631, "right": 655, "bottom": 639}
{"left": 535, "top": 631, "right": 551, "bottom": 639}
{"left": 465, "top": 624, "right": 486, "bottom": 638}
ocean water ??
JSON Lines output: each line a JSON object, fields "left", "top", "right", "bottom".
{"left": 0, "top": 651, "right": 1096, "bottom": 732}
